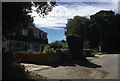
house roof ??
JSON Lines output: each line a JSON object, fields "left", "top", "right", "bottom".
{"left": 5, "top": 23, "right": 48, "bottom": 44}
{"left": 27, "top": 23, "right": 47, "bottom": 34}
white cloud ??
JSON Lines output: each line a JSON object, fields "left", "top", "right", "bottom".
{"left": 56, "top": 0, "right": 119, "bottom": 2}
{"left": 30, "top": 2, "right": 119, "bottom": 30}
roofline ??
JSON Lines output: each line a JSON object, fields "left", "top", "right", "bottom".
{"left": 27, "top": 23, "right": 48, "bottom": 34}
{"left": 35, "top": 27, "right": 48, "bottom": 34}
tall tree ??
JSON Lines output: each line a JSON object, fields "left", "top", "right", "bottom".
{"left": 66, "top": 10, "right": 120, "bottom": 57}
{"left": 66, "top": 16, "right": 89, "bottom": 60}
{"left": 90, "top": 10, "right": 120, "bottom": 53}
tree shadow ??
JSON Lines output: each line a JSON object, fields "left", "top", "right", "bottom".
{"left": 75, "top": 60, "right": 102, "bottom": 68}
{"left": 50, "top": 60, "right": 102, "bottom": 68}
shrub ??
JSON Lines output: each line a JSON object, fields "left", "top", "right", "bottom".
{"left": 61, "top": 49, "right": 71, "bottom": 60}
{"left": 49, "top": 41, "right": 63, "bottom": 50}
{"left": 2, "top": 52, "right": 29, "bottom": 79}
{"left": 14, "top": 50, "right": 42, "bottom": 55}
{"left": 66, "top": 35, "right": 86, "bottom": 60}
{"left": 49, "top": 40, "right": 69, "bottom": 50}
{"left": 42, "top": 45, "right": 56, "bottom": 54}
{"left": 62, "top": 43, "right": 69, "bottom": 49}
{"left": 61, "top": 49, "right": 70, "bottom": 55}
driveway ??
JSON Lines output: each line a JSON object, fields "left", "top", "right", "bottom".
{"left": 22, "top": 54, "right": 118, "bottom": 79}
{"left": 91, "top": 54, "right": 118, "bottom": 79}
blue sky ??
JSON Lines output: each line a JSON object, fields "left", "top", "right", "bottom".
{"left": 29, "top": 0, "right": 119, "bottom": 43}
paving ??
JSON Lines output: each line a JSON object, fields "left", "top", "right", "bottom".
{"left": 21, "top": 54, "right": 118, "bottom": 79}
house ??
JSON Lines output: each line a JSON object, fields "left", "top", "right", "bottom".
{"left": 2, "top": 23, "right": 48, "bottom": 53}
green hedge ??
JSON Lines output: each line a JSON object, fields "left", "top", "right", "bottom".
{"left": 66, "top": 35, "right": 85, "bottom": 60}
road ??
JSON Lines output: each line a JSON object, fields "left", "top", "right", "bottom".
{"left": 91, "top": 54, "right": 118, "bottom": 79}
{"left": 23, "top": 54, "right": 118, "bottom": 79}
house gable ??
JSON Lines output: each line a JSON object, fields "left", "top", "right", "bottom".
{"left": 2, "top": 23, "right": 48, "bottom": 52}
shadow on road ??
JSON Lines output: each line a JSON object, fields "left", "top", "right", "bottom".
{"left": 50, "top": 60, "right": 102, "bottom": 68}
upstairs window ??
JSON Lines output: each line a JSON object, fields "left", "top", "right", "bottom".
{"left": 34, "top": 31, "right": 39, "bottom": 38}
{"left": 41, "top": 33, "right": 47, "bottom": 39}
{"left": 21, "top": 28, "right": 28, "bottom": 36}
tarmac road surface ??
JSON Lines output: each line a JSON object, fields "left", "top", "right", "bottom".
{"left": 23, "top": 54, "right": 119, "bottom": 79}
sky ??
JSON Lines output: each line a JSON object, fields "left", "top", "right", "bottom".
{"left": 29, "top": 0, "right": 119, "bottom": 43}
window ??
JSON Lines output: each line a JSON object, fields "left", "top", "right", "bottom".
{"left": 41, "top": 33, "right": 46, "bottom": 39}
{"left": 34, "top": 31, "right": 39, "bottom": 38}
{"left": 21, "top": 29, "right": 28, "bottom": 36}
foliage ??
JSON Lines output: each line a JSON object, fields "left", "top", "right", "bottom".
{"left": 49, "top": 41, "right": 63, "bottom": 50}
{"left": 2, "top": 54, "right": 29, "bottom": 79}
{"left": 2, "top": 2, "right": 56, "bottom": 80}
{"left": 83, "top": 41, "right": 91, "bottom": 49}
{"left": 66, "top": 10, "right": 120, "bottom": 54}
{"left": 42, "top": 45, "right": 56, "bottom": 54}
{"left": 66, "top": 16, "right": 89, "bottom": 40}
{"left": 94, "top": 52, "right": 103, "bottom": 55}
{"left": 61, "top": 49, "right": 71, "bottom": 61}
{"left": 61, "top": 49, "right": 70, "bottom": 54}
{"left": 14, "top": 50, "right": 41, "bottom": 55}
{"left": 62, "top": 43, "right": 69, "bottom": 49}
{"left": 2, "top": 2, "right": 56, "bottom": 37}
{"left": 66, "top": 35, "right": 85, "bottom": 60}
{"left": 89, "top": 10, "right": 120, "bottom": 53}
{"left": 66, "top": 16, "right": 90, "bottom": 60}
{"left": 49, "top": 40, "right": 69, "bottom": 50}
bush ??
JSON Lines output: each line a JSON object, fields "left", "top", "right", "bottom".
{"left": 83, "top": 49, "right": 94, "bottom": 57}
{"left": 42, "top": 45, "right": 56, "bottom": 54}
{"left": 49, "top": 40, "right": 69, "bottom": 50}
{"left": 49, "top": 41, "right": 63, "bottom": 50}
{"left": 61, "top": 49, "right": 71, "bottom": 61}
{"left": 61, "top": 49, "right": 70, "bottom": 55}
{"left": 14, "top": 50, "right": 41, "bottom": 55}
{"left": 66, "top": 35, "right": 86, "bottom": 60}
{"left": 62, "top": 43, "right": 69, "bottom": 49}
{"left": 2, "top": 52, "right": 29, "bottom": 79}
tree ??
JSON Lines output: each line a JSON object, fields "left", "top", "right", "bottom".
{"left": 49, "top": 40, "right": 68, "bottom": 50}
{"left": 49, "top": 41, "right": 63, "bottom": 50}
{"left": 66, "top": 16, "right": 89, "bottom": 38}
{"left": 66, "top": 10, "right": 120, "bottom": 59}
{"left": 2, "top": 2, "right": 56, "bottom": 38}
{"left": 66, "top": 16, "right": 89, "bottom": 60}
{"left": 89, "top": 10, "right": 120, "bottom": 53}
{"left": 2, "top": 2, "right": 56, "bottom": 79}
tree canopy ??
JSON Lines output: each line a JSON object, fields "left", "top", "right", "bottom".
{"left": 66, "top": 10, "right": 120, "bottom": 53}
{"left": 66, "top": 16, "right": 89, "bottom": 39}
{"left": 89, "top": 10, "right": 120, "bottom": 52}
{"left": 2, "top": 2, "right": 56, "bottom": 37}
{"left": 49, "top": 40, "right": 68, "bottom": 50}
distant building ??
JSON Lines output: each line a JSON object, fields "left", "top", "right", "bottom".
{"left": 2, "top": 23, "right": 48, "bottom": 53}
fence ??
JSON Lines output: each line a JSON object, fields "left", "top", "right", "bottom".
{"left": 13, "top": 53, "right": 63, "bottom": 65}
